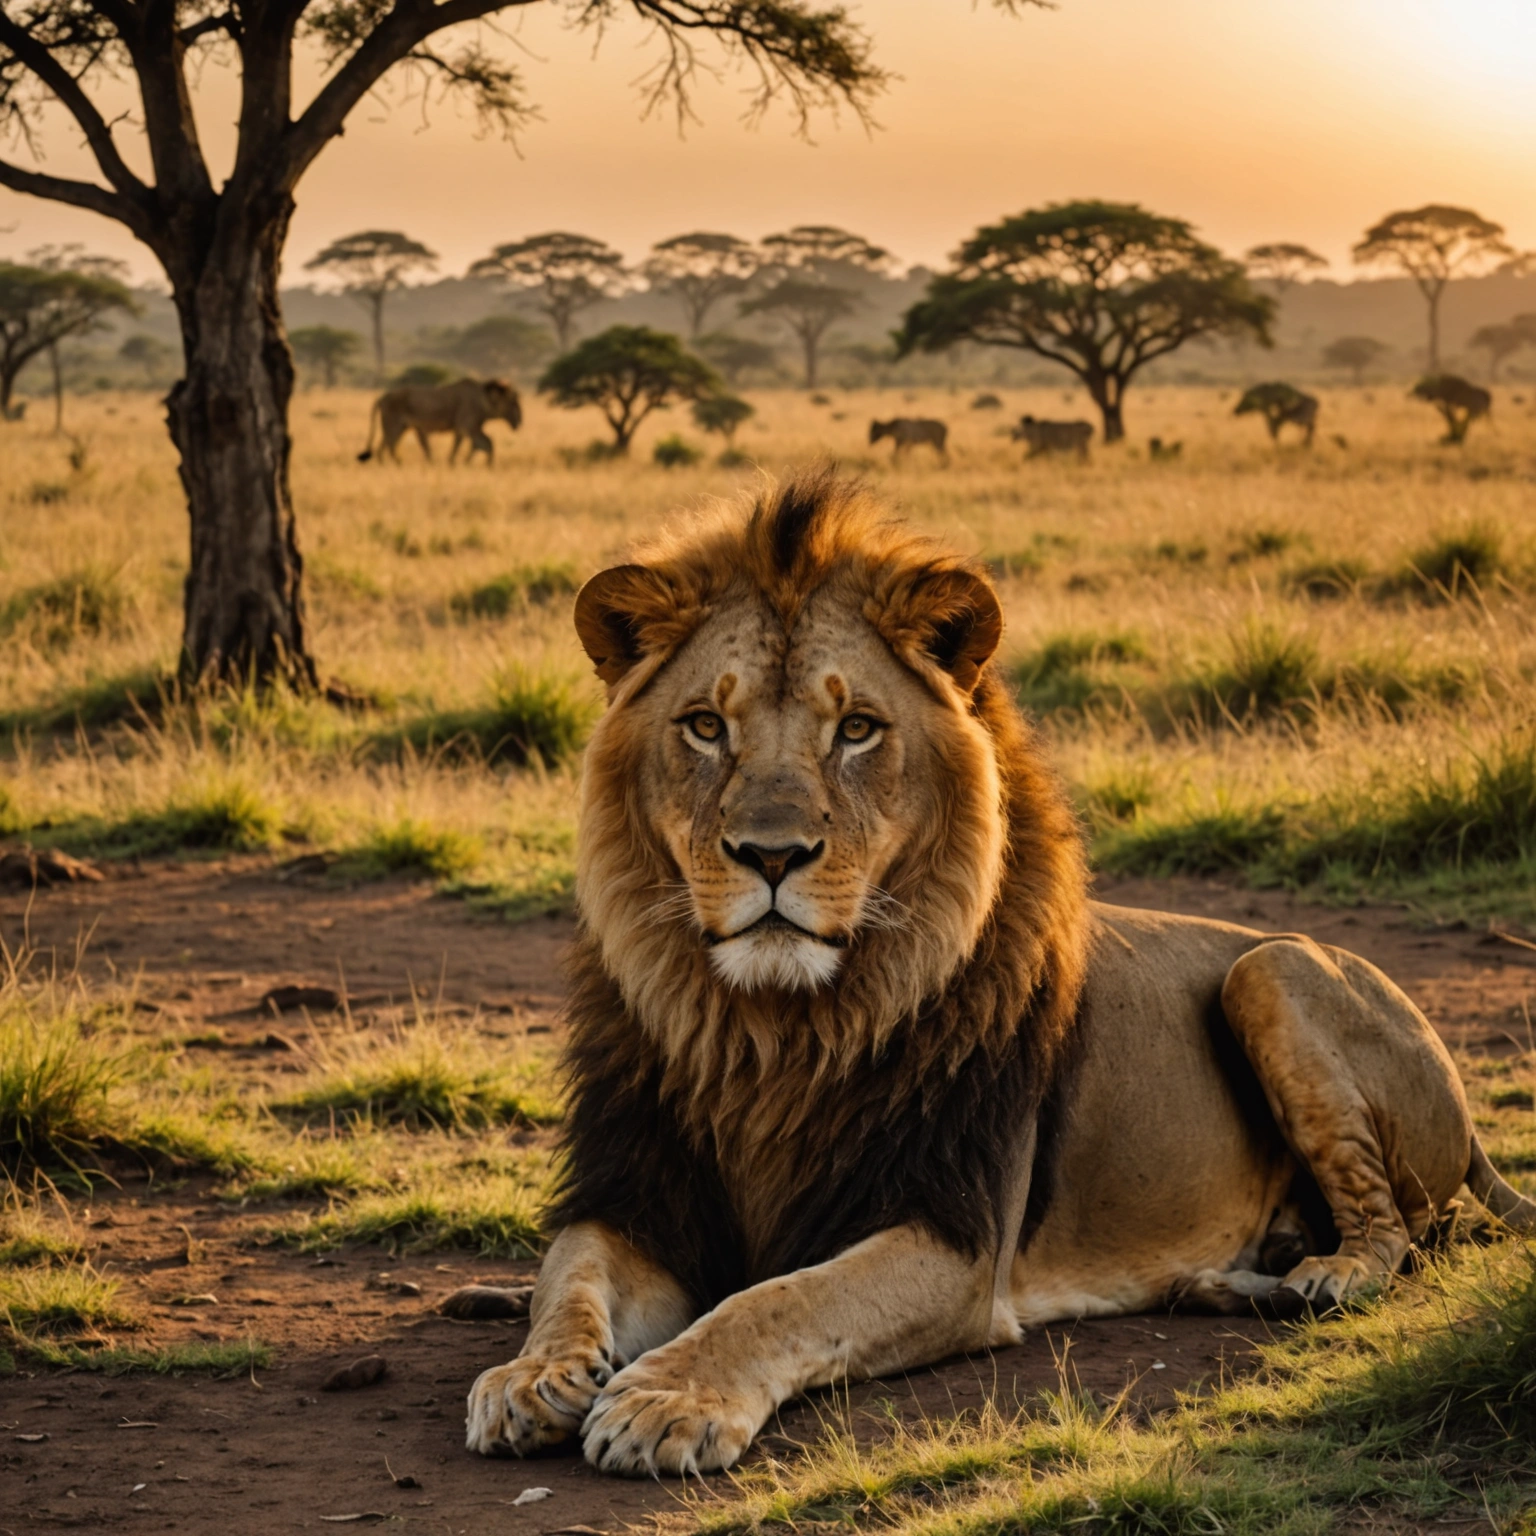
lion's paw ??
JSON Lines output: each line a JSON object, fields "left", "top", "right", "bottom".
{"left": 1276, "top": 1255, "right": 1378, "bottom": 1312}
{"left": 582, "top": 1360, "right": 760, "bottom": 1476}
{"left": 465, "top": 1348, "right": 612, "bottom": 1457}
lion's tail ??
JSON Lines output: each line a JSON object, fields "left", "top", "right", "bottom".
{"left": 357, "top": 398, "right": 381, "bottom": 463}
{"left": 1467, "top": 1138, "right": 1536, "bottom": 1232}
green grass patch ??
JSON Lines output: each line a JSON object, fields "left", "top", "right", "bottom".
{"left": 274, "top": 1025, "right": 561, "bottom": 1132}
{"left": 1386, "top": 522, "right": 1507, "bottom": 602}
{"left": 56, "top": 774, "right": 286, "bottom": 859}
{"left": 337, "top": 816, "right": 482, "bottom": 880}
{"left": 1013, "top": 631, "right": 1150, "bottom": 716}
{"left": 7, "top": 1336, "right": 273, "bottom": 1375}
{"left": 273, "top": 1173, "right": 544, "bottom": 1257}
{"left": 450, "top": 562, "right": 580, "bottom": 620}
{"left": 693, "top": 1241, "right": 1536, "bottom": 1536}
{"left": 0, "top": 1261, "right": 136, "bottom": 1338}
{"left": 381, "top": 665, "right": 599, "bottom": 768}
{"left": 1283, "top": 557, "right": 1371, "bottom": 600}
{"left": 0, "top": 666, "right": 169, "bottom": 735}
{"left": 0, "top": 1208, "right": 85, "bottom": 1267}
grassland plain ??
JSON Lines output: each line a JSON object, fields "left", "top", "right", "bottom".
{"left": 3, "top": 380, "right": 1536, "bottom": 1525}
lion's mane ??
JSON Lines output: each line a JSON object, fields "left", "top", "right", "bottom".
{"left": 551, "top": 470, "right": 1090, "bottom": 1306}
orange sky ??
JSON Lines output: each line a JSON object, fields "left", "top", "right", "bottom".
{"left": 2, "top": 0, "right": 1534, "bottom": 285}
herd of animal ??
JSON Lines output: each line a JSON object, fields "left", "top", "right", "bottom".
{"left": 352, "top": 374, "right": 1498, "bottom": 467}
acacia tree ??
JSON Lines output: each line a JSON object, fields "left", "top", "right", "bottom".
{"left": 644, "top": 231, "right": 757, "bottom": 337}
{"left": 0, "top": 1, "right": 883, "bottom": 688}
{"left": 0, "top": 257, "right": 134, "bottom": 420}
{"left": 28, "top": 242, "right": 135, "bottom": 427}
{"left": 742, "top": 224, "right": 889, "bottom": 387}
{"left": 897, "top": 201, "right": 1273, "bottom": 442}
{"left": 1321, "top": 334, "right": 1387, "bottom": 386}
{"left": 445, "top": 314, "right": 554, "bottom": 377}
{"left": 304, "top": 230, "right": 436, "bottom": 381}
{"left": 289, "top": 323, "right": 360, "bottom": 386}
{"left": 1468, "top": 317, "right": 1536, "bottom": 381}
{"left": 1354, "top": 206, "right": 1512, "bottom": 371}
{"left": 1244, "top": 242, "right": 1328, "bottom": 294}
{"left": 470, "top": 233, "right": 628, "bottom": 351}
{"left": 539, "top": 323, "right": 718, "bottom": 450}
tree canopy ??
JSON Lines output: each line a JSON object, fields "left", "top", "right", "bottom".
{"left": 445, "top": 314, "right": 556, "bottom": 378}
{"left": 0, "top": 258, "right": 135, "bottom": 415}
{"left": 692, "top": 390, "right": 755, "bottom": 445}
{"left": 471, "top": 233, "right": 629, "bottom": 351}
{"left": 1321, "top": 335, "right": 1388, "bottom": 385}
{"left": 644, "top": 233, "right": 759, "bottom": 337}
{"left": 740, "top": 278, "right": 858, "bottom": 389}
{"left": 1468, "top": 317, "right": 1536, "bottom": 381}
{"left": 290, "top": 325, "right": 362, "bottom": 388}
{"left": 305, "top": 231, "right": 437, "bottom": 380}
{"left": 539, "top": 324, "right": 720, "bottom": 450}
{"left": 897, "top": 200, "right": 1273, "bottom": 441}
{"left": 1354, "top": 206, "right": 1512, "bottom": 370}
{"left": 1244, "top": 242, "right": 1328, "bottom": 293}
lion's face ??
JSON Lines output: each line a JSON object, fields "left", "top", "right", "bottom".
{"left": 641, "top": 582, "right": 984, "bottom": 991}
{"left": 575, "top": 511, "right": 1011, "bottom": 1001}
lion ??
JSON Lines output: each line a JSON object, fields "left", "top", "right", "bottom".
{"left": 868, "top": 418, "right": 948, "bottom": 461}
{"left": 357, "top": 377, "right": 522, "bottom": 465}
{"left": 456, "top": 469, "right": 1534, "bottom": 1477}
{"left": 1011, "top": 415, "right": 1093, "bottom": 461}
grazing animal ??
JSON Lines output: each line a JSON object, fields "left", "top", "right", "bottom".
{"left": 357, "top": 377, "right": 522, "bottom": 465}
{"left": 1011, "top": 415, "right": 1093, "bottom": 461}
{"left": 1148, "top": 436, "right": 1183, "bottom": 461}
{"left": 1410, "top": 375, "right": 1492, "bottom": 445}
{"left": 868, "top": 417, "right": 948, "bottom": 461}
{"left": 457, "top": 471, "right": 1533, "bottom": 1476}
{"left": 1234, "top": 383, "right": 1318, "bottom": 446}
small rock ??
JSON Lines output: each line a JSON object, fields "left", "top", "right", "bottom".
{"left": 512, "top": 1488, "right": 553, "bottom": 1505}
{"left": 14, "top": 1433, "right": 48, "bottom": 1443}
{"left": 322, "top": 1355, "right": 388, "bottom": 1392}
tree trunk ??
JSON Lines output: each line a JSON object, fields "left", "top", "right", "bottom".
{"left": 1427, "top": 289, "right": 1441, "bottom": 373}
{"left": 370, "top": 292, "right": 386, "bottom": 383}
{"left": 1085, "top": 375, "right": 1125, "bottom": 443}
{"left": 0, "top": 362, "right": 17, "bottom": 418}
{"left": 167, "top": 196, "right": 317, "bottom": 691}
{"left": 49, "top": 343, "right": 63, "bottom": 432}
{"left": 802, "top": 330, "right": 818, "bottom": 390}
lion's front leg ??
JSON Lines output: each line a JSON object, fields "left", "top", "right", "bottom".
{"left": 582, "top": 1225, "right": 996, "bottom": 1476}
{"left": 464, "top": 1221, "right": 694, "bottom": 1457}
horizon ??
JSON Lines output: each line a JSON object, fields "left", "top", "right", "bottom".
{"left": 1, "top": 0, "right": 1533, "bottom": 288}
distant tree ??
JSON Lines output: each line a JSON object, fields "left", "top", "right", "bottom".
{"left": 305, "top": 231, "right": 437, "bottom": 383}
{"left": 1244, "top": 243, "right": 1328, "bottom": 294}
{"left": 1353, "top": 207, "right": 1513, "bottom": 371}
{"left": 290, "top": 326, "right": 362, "bottom": 388}
{"left": 0, "top": 0, "right": 885, "bottom": 688}
{"left": 1321, "top": 335, "right": 1388, "bottom": 386}
{"left": 539, "top": 325, "right": 719, "bottom": 451}
{"left": 692, "top": 391, "right": 755, "bottom": 448}
{"left": 1233, "top": 381, "right": 1318, "bottom": 445}
{"left": 1468, "top": 318, "right": 1536, "bottom": 381}
{"left": 741, "top": 225, "right": 891, "bottom": 388}
{"left": 27, "top": 244, "right": 135, "bottom": 428}
{"left": 644, "top": 233, "right": 759, "bottom": 337}
{"left": 470, "top": 234, "right": 628, "bottom": 351}
{"left": 695, "top": 331, "right": 778, "bottom": 384}
{"left": 120, "top": 332, "right": 175, "bottom": 386}
{"left": 897, "top": 201, "right": 1273, "bottom": 442}
{"left": 0, "top": 259, "right": 135, "bottom": 423}
{"left": 1411, "top": 374, "right": 1492, "bottom": 445}
{"left": 446, "top": 315, "right": 555, "bottom": 378}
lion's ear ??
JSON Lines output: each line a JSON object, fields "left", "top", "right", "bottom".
{"left": 574, "top": 564, "right": 675, "bottom": 686}
{"left": 902, "top": 569, "right": 1003, "bottom": 694}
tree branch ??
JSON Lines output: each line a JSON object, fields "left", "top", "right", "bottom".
{"left": 178, "top": 11, "right": 243, "bottom": 45}
{"left": 0, "top": 5, "right": 149, "bottom": 202}
{"left": 0, "top": 151, "right": 151, "bottom": 237}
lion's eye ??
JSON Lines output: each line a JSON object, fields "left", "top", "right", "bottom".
{"left": 837, "top": 714, "right": 879, "bottom": 744}
{"left": 685, "top": 711, "right": 725, "bottom": 743}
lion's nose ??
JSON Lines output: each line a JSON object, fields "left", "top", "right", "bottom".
{"left": 722, "top": 839, "right": 823, "bottom": 891}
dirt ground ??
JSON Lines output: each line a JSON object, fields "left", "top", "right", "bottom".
{"left": 3, "top": 860, "right": 1535, "bottom": 1533}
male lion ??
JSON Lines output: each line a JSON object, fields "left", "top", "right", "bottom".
{"left": 459, "top": 470, "right": 1533, "bottom": 1477}
{"left": 356, "top": 377, "right": 522, "bottom": 465}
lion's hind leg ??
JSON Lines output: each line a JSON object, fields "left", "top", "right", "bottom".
{"left": 1219, "top": 937, "right": 1473, "bottom": 1312}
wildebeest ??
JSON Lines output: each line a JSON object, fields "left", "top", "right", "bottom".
{"left": 1011, "top": 415, "right": 1093, "bottom": 461}
{"left": 869, "top": 418, "right": 948, "bottom": 462}
{"left": 358, "top": 378, "right": 523, "bottom": 465}
{"left": 1410, "top": 374, "right": 1492, "bottom": 445}
{"left": 1233, "top": 383, "right": 1318, "bottom": 446}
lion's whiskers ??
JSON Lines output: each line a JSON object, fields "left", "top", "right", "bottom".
{"left": 642, "top": 881, "right": 698, "bottom": 930}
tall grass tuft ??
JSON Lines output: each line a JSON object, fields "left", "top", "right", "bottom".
{"left": 450, "top": 562, "right": 580, "bottom": 620}
{"left": 68, "top": 773, "right": 286, "bottom": 858}
{"left": 340, "top": 817, "right": 482, "bottom": 879}
{"left": 1400, "top": 523, "right": 1504, "bottom": 600}
{"left": 0, "top": 566, "right": 129, "bottom": 648}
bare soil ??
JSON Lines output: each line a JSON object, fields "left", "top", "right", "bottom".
{"left": 3, "top": 860, "right": 1535, "bottom": 1533}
